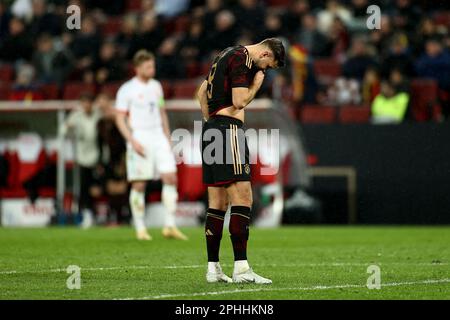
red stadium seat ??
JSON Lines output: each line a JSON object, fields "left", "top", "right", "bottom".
{"left": 126, "top": 0, "right": 141, "bottom": 12}
{"left": 63, "top": 82, "right": 96, "bottom": 100}
{"left": 0, "top": 84, "right": 10, "bottom": 100}
{"left": 100, "top": 82, "right": 122, "bottom": 97}
{"left": 313, "top": 59, "right": 342, "bottom": 85}
{"left": 40, "top": 83, "right": 60, "bottom": 100}
{"left": 101, "top": 17, "right": 123, "bottom": 36}
{"left": 0, "top": 65, "right": 14, "bottom": 83}
{"left": 172, "top": 80, "right": 200, "bottom": 99}
{"left": 433, "top": 11, "right": 450, "bottom": 27}
{"left": 410, "top": 79, "right": 438, "bottom": 122}
{"left": 159, "top": 80, "right": 173, "bottom": 99}
{"left": 266, "top": 0, "right": 291, "bottom": 7}
{"left": 300, "top": 105, "right": 336, "bottom": 124}
{"left": 338, "top": 105, "right": 371, "bottom": 123}
{"left": 185, "top": 61, "right": 200, "bottom": 78}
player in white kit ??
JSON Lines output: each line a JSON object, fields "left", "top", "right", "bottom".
{"left": 115, "top": 50, "right": 188, "bottom": 241}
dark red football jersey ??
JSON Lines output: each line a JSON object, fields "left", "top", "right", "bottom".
{"left": 205, "top": 45, "right": 258, "bottom": 116}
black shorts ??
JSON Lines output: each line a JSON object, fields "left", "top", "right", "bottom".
{"left": 201, "top": 115, "right": 251, "bottom": 186}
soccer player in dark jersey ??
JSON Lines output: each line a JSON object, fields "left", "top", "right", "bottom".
{"left": 197, "top": 38, "right": 285, "bottom": 284}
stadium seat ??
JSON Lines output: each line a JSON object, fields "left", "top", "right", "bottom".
{"left": 39, "top": 83, "right": 60, "bottom": 100}
{"left": 126, "top": 0, "right": 141, "bottom": 12}
{"left": 313, "top": 59, "right": 342, "bottom": 85}
{"left": 63, "top": 82, "right": 96, "bottom": 100}
{"left": 433, "top": 11, "right": 450, "bottom": 27}
{"left": 300, "top": 105, "right": 336, "bottom": 124}
{"left": 410, "top": 79, "right": 438, "bottom": 121}
{"left": 0, "top": 65, "right": 14, "bottom": 83}
{"left": 266, "top": 0, "right": 291, "bottom": 7}
{"left": 159, "top": 80, "right": 173, "bottom": 99}
{"left": 101, "top": 17, "right": 122, "bottom": 36}
{"left": 0, "top": 84, "right": 10, "bottom": 100}
{"left": 338, "top": 105, "right": 371, "bottom": 123}
{"left": 185, "top": 62, "right": 200, "bottom": 78}
{"left": 100, "top": 82, "right": 122, "bottom": 97}
{"left": 172, "top": 80, "right": 200, "bottom": 99}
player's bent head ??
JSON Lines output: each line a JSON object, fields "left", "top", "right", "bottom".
{"left": 257, "top": 38, "right": 286, "bottom": 69}
{"left": 133, "top": 49, "right": 156, "bottom": 80}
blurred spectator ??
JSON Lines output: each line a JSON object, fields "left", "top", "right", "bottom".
{"left": 295, "top": 14, "right": 331, "bottom": 57}
{"left": 259, "top": 12, "right": 284, "bottom": 41}
{"left": 380, "top": 33, "right": 415, "bottom": 79}
{"left": 371, "top": 80, "right": 410, "bottom": 124}
{"left": 389, "top": 0, "right": 421, "bottom": 32}
{"left": 343, "top": 37, "right": 377, "bottom": 81}
{"left": 115, "top": 14, "right": 138, "bottom": 59}
{"left": 70, "top": 16, "right": 101, "bottom": 74}
{"left": 414, "top": 18, "right": 444, "bottom": 57}
{"left": 179, "top": 19, "right": 206, "bottom": 62}
{"left": 202, "top": 0, "right": 224, "bottom": 32}
{"left": 11, "top": 0, "right": 32, "bottom": 21}
{"left": 95, "top": 93, "right": 128, "bottom": 225}
{"left": 206, "top": 10, "right": 239, "bottom": 52}
{"left": 349, "top": 0, "right": 369, "bottom": 18}
{"left": 0, "top": 17, "right": 33, "bottom": 62}
{"left": 361, "top": 67, "right": 380, "bottom": 105}
{"left": 233, "top": 0, "right": 265, "bottom": 38}
{"left": 156, "top": 37, "right": 185, "bottom": 79}
{"left": 60, "top": 93, "right": 102, "bottom": 229}
{"left": 369, "top": 15, "right": 394, "bottom": 57}
{"left": 282, "top": 0, "right": 310, "bottom": 38}
{"left": 94, "top": 41, "right": 126, "bottom": 85}
{"left": 328, "top": 77, "right": 361, "bottom": 106}
{"left": 128, "top": 11, "right": 165, "bottom": 59}
{"left": 87, "top": 0, "right": 125, "bottom": 16}
{"left": 32, "top": 33, "right": 74, "bottom": 83}
{"left": 329, "top": 17, "right": 350, "bottom": 61}
{"left": 155, "top": 0, "right": 189, "bottom": 18}
{"left": 0, "top": 2, "right": 12, "bottom": 39}
{"left": 29, "top": 0, "right": 62, "bottom": 36}
{"left": 9, "top": 63, "right": 44, "bottom": 101}
{"left": 389, "top": 68, "right": 410, "bottom": 94}
{"left": 415, "top": 38, "right": 450, "bottom": 91}
{"left": 317, "top": 0, "right": 351, "bottom": 34}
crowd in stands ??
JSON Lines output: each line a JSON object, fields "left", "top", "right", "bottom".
{"left": 0, "top": 0, "right": 449, "bottom": 122}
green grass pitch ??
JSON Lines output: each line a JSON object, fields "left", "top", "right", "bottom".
{"left": 0, "top": 226, "right": 449, "bottom": 300}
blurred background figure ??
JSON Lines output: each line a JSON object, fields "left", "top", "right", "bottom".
{"left": 60, "top": 93, "right": 102, "bottom": 229}
{"left": 95, "top": 93, "right": 129, "bottom": 226}
{"left": 371, "top": 80, "right": 410, "bottom": 124}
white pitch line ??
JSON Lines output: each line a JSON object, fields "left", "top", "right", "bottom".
{"left": 0, "top": 262, "right": 447, "bottom": 275}
{"left": 118, "top": 278, "right": 450, "bottom": 300}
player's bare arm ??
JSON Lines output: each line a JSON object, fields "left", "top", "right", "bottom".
{"left": 115, "top": 111, "right": 145, "bottom": 157}
{"left": 232, "top": 70, "right": 265, "bottom": 110}
{"left": 197, "top": 80, "right": 209, "bottom": 121}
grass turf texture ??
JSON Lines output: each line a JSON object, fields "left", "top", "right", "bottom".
{"left": 0, "top": 226, "right": 449, "bottom": 300}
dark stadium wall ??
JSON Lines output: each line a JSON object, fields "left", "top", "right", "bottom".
{"left": 301, "top": 123, "right": 450, "bottom": 224}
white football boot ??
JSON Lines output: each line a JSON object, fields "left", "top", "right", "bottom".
{"left": 232, "top": 268, "right": 272, "bottom": 284}
{"left": 206, "top": 262, "right": 233, "bottom": 283}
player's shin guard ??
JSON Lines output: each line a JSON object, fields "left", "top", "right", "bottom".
{"left": 205, "top": 208, "right": 226, "bottom": 262}
{"left": 129, "top": 189, "right": 146, "bottom": 232}
{"left": 162, "top": 184, "right": 178, "bottom": 227}
{"left": 229, "top": 206, "right": 251, "bottom": 261}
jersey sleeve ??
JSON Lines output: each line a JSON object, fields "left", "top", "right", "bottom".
{"left": 229, "top": 52, "right": 252, "bottom": 88}
{"left": 115, "top": 85, "right": 130, "bottom": 114}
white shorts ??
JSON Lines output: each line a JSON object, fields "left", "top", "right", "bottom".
{"left": 126, "top": 129, "right": 176, "bottom": 181}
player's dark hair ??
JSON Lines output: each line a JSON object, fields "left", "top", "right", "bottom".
{"left": 260, "top": 38, "right": 286, "bottom": 68}
{"left": 133, "top": 49, "right": 155, "bottom": 67}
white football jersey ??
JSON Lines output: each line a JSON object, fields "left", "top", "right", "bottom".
{"left": 115, "top": 77, "right": 165, "bottom": 130}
